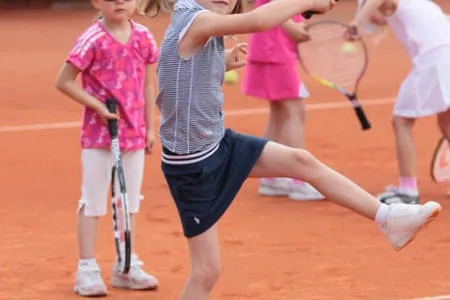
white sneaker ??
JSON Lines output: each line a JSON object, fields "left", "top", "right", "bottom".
{"left": 381, "top": 201, "right": 441, "bottom": 251}
{"left": 377, "top": 185, "right": 419, "bottom": 204}
{"left": 259, "top": 178, "right": 325, "bottom": 201}
{"left": 289, "top": 182, "right": 325, "bottom": 201}
{"left": 74, "top": 259, "right": 107, "bottom": 297}
{"left": 111, "top": 254, "right": 158, "bottom": 290}
{"left": 258, "top": 178, "right": 291, "bottom": 196}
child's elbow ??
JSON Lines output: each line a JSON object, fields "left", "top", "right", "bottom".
{"left": 55, "top": 80, "right": 63, "bottom": 92}
{"left": 55, "top": 77, "right": 67, "bottom": 93}
{"left": 247, "top": 13, "right": 270, "bottom": 32}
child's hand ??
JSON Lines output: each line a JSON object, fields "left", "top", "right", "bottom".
{"left": 283, "top": 21, "right": 310, "bottom": 43}
{"left": 310, "top": 0, "right": 336, "bottom": 15}
{"left": 225, "top": 43, "right": 247, "bottom": 71}
{"left": 95, "top": 102, "right": 119, "bottom": 124}
{"left": 296, "top": 23, "right": 310, "bottom": 43}
{"left": 345, "top": 22, "right": 361, "bottom": 41}
{"left": 145, "top": 130, "right": 156, "bottom": 154}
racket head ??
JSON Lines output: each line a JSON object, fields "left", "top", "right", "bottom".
{"left": 431, "top": 137, "right": 450, "bottom": 183}
{"left": 109, "top": 129, "right": 132, "bottom": 274}
{"left": 111, "top": 165, "right": 132, "bottom": 274}
{"left": 297, "top": 19, "right": 369, "bottom": 96}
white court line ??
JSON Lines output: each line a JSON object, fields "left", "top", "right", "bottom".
{"left": 0, "top": 97, "right": 395, "bottom": 133}
{"left": 409, "top": 295, "right": 450, "bottom": 300}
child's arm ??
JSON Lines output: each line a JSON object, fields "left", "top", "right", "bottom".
{"left": 144, "top": 64, "right": 156, "bottom": 154}
{"left": 186, "top": 0, "right": 333, "bottom": 45}
{"left": 354, "top": 0, "right": 384, "bottom": 29}
{"left": 282, "top": 20, "right": 310, "bottom": 43}
{"left": 55, "top": 63, "right": 117, "bottom": 121}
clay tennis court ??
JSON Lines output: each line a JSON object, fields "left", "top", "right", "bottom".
{"left": 1, "top": 1, "right": 450, "bottom": 299}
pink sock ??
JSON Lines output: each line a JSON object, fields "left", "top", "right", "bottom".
{"left": 399, "top": 176, "right": 418, "bottom": 195}
{"left": 292, "top": 179, "right": 305, "bottom": 186}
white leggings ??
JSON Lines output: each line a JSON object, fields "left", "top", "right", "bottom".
{"left": 78, "top": 149, "right": 145, "bottom": 217}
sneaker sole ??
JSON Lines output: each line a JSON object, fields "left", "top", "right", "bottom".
{"left": 73, "top": 286, "right": 107, "bottom": 297}
{"left": 394, "top": 201, "right": 442, "bottom": 251}
{"left": 111, "top": 278, "right": 158, "bottom": 291}
{"left": 258, "top": 186, "right": 289, "bottom": 197}
{"left": 288, "top": 193, "right": 325, "bottom": 201}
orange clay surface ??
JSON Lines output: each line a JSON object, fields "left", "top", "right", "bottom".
{"left": 1, "top": 2, "right": 450, "bottom": 299}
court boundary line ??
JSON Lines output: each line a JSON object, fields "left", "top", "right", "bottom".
{"left": 0, "top": 97, "right": 395, "bottom": 133}
{"left": 409, "top": 295, "right": 450, "bottom": 300}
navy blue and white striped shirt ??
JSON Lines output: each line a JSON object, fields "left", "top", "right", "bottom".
{"left": 157, "top": 0, "right": 226, "bottom": 156}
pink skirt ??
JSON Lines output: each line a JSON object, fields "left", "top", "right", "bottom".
{"left": 242, "top": 61, "right": 309, "bottom": 101}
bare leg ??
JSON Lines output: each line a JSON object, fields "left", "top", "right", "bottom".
{"left": 393, "top": 116, "right": 417, "bottom": 178}
{"left": 78, "top": 207, "right": 99, "bottom": 259}
{"left": 437, "top": 109, "right": 450, "bottom": 144}
{"left": 264, "top": 99, "right": 305, "bottom": 149}
{"left": 181, "top": 225, "right": 221, "bottom": 300}
{"left": 250, "top": 142, "right": 379, "bottom": 219}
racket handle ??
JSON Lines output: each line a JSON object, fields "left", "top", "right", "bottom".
{"left": 354, "top": 106, "right": 371, "bottom": 130}
{"left": 301, "top": 10, "right": 316, "bottom": 19}
{"left": 106, "top": 98, "right": 118, "bottom": 138}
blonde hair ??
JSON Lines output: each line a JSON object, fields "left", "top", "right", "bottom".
{"left": 138, "top": 0, "right": 244, "bottom": 17}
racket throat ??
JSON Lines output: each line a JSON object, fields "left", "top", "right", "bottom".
{"left": 348, "top": 94, "right": 360, "bottom": 106}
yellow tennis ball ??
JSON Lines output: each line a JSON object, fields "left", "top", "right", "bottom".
{"left": 341, "top": 42, "right": 356, "bottom": 55}
{"left": 224, "top": 70, "right": 239, "bottom": 85}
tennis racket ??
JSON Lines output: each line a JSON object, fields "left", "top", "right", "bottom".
{"left": 431, "top": 137, "right": 450, "bottom": 183}
{"left": 106, "top": 98, "right": 132, "bottom": 274}
{"left": 296, "top": 20, "right": 371, "bottom": 130}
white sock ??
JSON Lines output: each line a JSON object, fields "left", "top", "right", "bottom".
{"left": 375, "top": 203, "right": 389, "bottom": 227}
{"left": 78, "top": 258, "right": 98, "bottom": 270}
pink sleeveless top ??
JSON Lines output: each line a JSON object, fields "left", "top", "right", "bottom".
{"left": 247, "top": 0, "right": 303, "bottom": 64}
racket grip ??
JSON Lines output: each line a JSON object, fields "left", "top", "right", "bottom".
{"left": 354, "top": 106, "right": 371, "bottom": 130}
{"left": 301, "top": 10, "right": 316, "bottom": 19}
{"left": 106, "top": 98, "right": 118, "bottom": 138}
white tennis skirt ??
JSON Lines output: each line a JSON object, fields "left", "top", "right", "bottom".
{"left": 394, "top": 46, "right": 450, "bottom": 118}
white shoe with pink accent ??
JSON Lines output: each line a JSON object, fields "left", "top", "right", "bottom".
{"left": 111, "top": 254, "right": 158, "bottom": 290}
{"left": 259, "top": 178, "right": 325, "bottom": 201}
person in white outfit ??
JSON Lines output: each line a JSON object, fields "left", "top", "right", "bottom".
{"left": 353, "top": 0, "right": 450, "bottom": 204}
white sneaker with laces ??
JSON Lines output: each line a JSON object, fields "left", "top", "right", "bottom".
{"left": 259, "top": 178, "right": 325, "bottom": 201}
{"left": 112, "top": 254, "right": 158, "bottom": 290}
{"left": 74, "top": 259, "right": 107, "bottom": 297}
{"left": 288, "top": 182, "right": 325, "bottom": 201}
{"left": 258, "top": 178, "right": 291, "bottom": 196}
{"left": 381, "top": 201, "right": 441, "bottom": 250}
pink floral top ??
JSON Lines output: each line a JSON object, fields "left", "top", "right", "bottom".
{"left": 66, "top": 20, "right": 159, "bottom": 151}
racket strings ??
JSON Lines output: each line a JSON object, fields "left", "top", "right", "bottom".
{"left": 298, "top": 23, "right": 367, "bottom": 92}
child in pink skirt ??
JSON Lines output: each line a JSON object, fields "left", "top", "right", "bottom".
{"left": 242, "top": 4, "right": 324, "bottom": 201}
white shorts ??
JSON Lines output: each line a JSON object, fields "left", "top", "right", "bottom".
{"left": 78, "top": 149, "right": 145, "bottom": 217}
{"left": 394, "top": 46, "right": 450, "bottom": 118}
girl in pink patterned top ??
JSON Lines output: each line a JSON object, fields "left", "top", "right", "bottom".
{"left": 56, "top": 0, "right": 158, "bottom": 296}
{"left": 242, "top": 0, "right": 324, "bottom": 201}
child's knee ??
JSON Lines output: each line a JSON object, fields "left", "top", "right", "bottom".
{"left": 191, "top": 261, "right": 222, "bottom": 290}
{"left": 77, "top": 198, "right": 107, "bottom": 217}
{"left": 392, "top": 116, "right": 415, "bottom": 130}
{"left": 292, "top": 148, "right": 316, "bottom": 166}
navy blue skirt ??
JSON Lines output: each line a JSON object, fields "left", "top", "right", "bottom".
{"left": 161, "top": 129, "right": 268, "bottom": 238}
